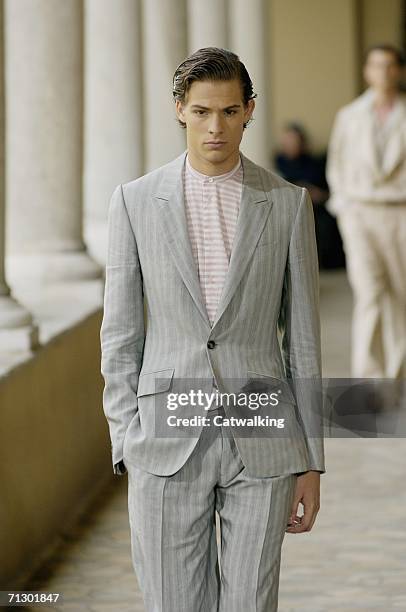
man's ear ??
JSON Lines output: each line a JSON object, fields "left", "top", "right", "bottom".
{"left": 245, "top": 98, "right": 255, "bottom": 122}
{"left": 175, "top": 100, "right": 186, "bottom": 122}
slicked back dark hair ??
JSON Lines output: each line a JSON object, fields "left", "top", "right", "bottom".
{"left": 172, "top": 47, "right": 257, "bottom": 129}
{"left": 364, "top": 43, "right": 405, "bottom": 67}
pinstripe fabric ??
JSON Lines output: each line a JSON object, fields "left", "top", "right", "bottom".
{"left": 127, "top": 406, "right": 296, "bottom": 612}
{"left": 183, "top": 152, "right": 243, "bottom": 407}
{"left": 100, "top": 149, "right": 325, "bottom": 478}
{"left": 183, "top": 153, "right": 243, "bottom": 324}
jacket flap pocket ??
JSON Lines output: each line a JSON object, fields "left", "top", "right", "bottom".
{"left": 246, "top": 370, "right": 296, "bottom": 405}
{"left": 137, "top": 367, "right": 175, "bottom": 398}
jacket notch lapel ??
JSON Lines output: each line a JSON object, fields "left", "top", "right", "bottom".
{"left": 153, "top": 150, "right": 274, "bottom": 332}
{"left": 210, "top": 153, "right": 273, "bottom": 330}
{"left": 153, "top": 151, "right": 212, "bottom": 330}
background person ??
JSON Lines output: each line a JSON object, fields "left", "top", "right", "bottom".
{"left": 275, "top": 122, "right": 345, "bottom": 269}
{"left": 326, "top": 44, "right": 406, "bottom": 382}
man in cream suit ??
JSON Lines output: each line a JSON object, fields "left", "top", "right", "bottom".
{"left": 327, "top": 44, "right": 406, "bottom": 381}
{"left": 100, "top": 47, "right": 325, "bottom": 612}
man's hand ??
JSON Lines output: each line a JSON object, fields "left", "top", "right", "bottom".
{"left": 286, "top": 471, "right": 320, "bottom": 533}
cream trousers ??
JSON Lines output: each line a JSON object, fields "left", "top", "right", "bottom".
{"left": 337, "top": 202, "right": 406, "bottom": 379}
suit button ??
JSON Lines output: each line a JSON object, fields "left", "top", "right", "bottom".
{"left": 207, "top": 340, "right": 216, "bottom": 349}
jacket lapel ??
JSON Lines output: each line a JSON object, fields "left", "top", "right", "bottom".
{"left": 210, "top": 152, "right": 273, "bottom": 329}
{"left": 153, "top": 151, "right": 210, "bottom": 328}
{"left": 364, "top": 111, "right": 383, "bottom": 180}
{"left": 153, "top": 149, "right": 273, "bottom": 331}
{"left": 380, "top": 98, "right": 406, "bottom": 177}
{"left": 359, "top": 89, "right": 406, "bottom": 181}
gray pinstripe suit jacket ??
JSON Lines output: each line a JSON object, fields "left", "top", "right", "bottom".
{"left": 100, "top": 149, "right": 326, "bottom": 477}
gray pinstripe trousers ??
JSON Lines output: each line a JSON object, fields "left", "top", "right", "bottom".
{"left": 126, "top": 406, "right": 297, "bottom": 611}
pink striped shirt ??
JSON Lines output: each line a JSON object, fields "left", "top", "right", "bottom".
{"left": 183, "top": 152, "right": 243, "bottom": 324}
{"left": 183, "top": 151, "right": 244, "bottom": 405}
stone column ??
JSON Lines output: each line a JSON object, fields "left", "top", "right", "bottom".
{"left": 187, "top": 0, "right": 228, "bottom": 53}
{"left": 83, "top": 0, "right": 143, "bottom": 265}
{"left": 5, "top": 0, "right": 101, "bottom": 284}
{"left": 142, "top": 0, "right": 188, "bottom": 171}
{"left": 0, "top": 0, "right": 38, "bottom": 351}
{"left": 229, "top": 0, "right": 271, "bottom": 169}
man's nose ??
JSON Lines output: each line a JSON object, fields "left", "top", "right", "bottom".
{"left": 208, "top": 114, "right": 224, "bottom": 134}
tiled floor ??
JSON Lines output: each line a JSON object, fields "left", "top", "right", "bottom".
{"left": 23, "top": 270, "right": 406, "bottom": 611}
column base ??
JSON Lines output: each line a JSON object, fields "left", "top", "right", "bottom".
{"left": 0, "top": 325, "right": 39, "bottom": 352}
{"left": 6, "top": 251, "right": 103, "bottom": 284}
{"left": 0, "top": 295, "right": 39, "bottom": 350}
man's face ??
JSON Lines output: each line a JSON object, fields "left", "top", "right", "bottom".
{"left": 175, "top": 78, "right": 255, "bottom": 168}
{"left": 363, "top": 50, "right": 403, "bottom": 92}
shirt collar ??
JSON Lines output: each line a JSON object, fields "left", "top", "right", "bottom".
{"left": 185, "top": 152, "right": 242, "bottom": 184}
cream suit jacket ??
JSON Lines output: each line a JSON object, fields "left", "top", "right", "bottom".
{"left": 326, "top": 88, "right": 406, "bottom": 215}
{"left": 100, "top": 150, "right": 325, "bottom": 477}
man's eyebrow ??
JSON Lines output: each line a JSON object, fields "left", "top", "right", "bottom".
{"left": 190, "top": 104, "right": 241, "bottom": 110}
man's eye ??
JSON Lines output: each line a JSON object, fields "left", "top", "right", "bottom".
{"left": 194, "top": 110, "right": 207, "bottom": 115}
{"left": 226, "top": 110, "right": 237, "bottom": 115}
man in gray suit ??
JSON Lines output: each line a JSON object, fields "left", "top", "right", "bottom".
{"left": 100, "top": 47, "right": 325, "bottom": 611}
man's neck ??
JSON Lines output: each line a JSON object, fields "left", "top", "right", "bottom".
{"left": 186, "top": 149, "right": 241, "bottom": 176}
{"left": 372, "top": 87, "right": 399, "bottom": 109}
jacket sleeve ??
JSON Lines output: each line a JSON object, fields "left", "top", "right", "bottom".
{"left": 100, "top": 184, "right": 145, "bottom": 476}
{"left": 278, "top": 187, "right": 326, "bottom": 473}
{"left": 326, "top": 108, "right": 347, "bottom": 215}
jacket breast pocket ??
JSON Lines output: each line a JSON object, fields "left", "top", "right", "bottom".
{"left": 136, "top": 367, "right": 175, "bottom": 397}
{"left": 255, "top": 238, "right": 276, "bottom": 250}
{"left": 253, "top": 239, "right": 280, "bottom": 263}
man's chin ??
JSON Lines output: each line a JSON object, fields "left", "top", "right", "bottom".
{"left": 198, "top": 148, "right": 232, "bottom": 163}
